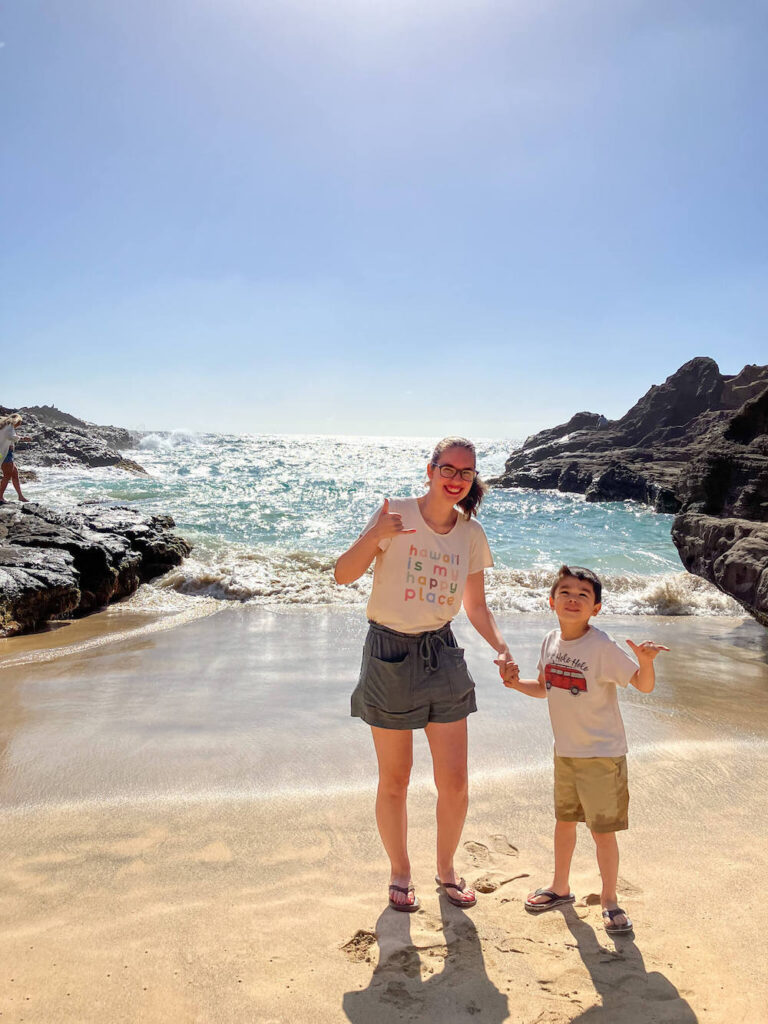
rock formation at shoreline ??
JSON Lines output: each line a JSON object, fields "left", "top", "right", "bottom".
{"left": 0, "top": 503, "right": 191, "bottom": 637}
{"left": 0, "top": 403, "right": 147, "bottom": 474}
{"left": 491, "top": 357, "right": 768, "bottom": 626}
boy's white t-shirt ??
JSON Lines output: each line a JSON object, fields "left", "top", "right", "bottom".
{"left": 0, "top": 424, "right": 17, "bottom": 460}
{"left": 537, "top": 625, "right": 638, "bottom": 757}
{"left": 363, "top": 497, "right": 493, "bottom": 634}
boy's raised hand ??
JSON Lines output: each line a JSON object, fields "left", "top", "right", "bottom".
{"left": 626, "top": 640, "right": 670, "bottom": 662}
{"left": 374, "top": 498, "right": 417, "bottom": 540}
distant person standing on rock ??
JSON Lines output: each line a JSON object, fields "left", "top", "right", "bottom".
{"left": 0, "top": 413, "right": 32, "bottom": 503}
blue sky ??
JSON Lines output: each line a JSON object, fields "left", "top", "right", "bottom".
{"left": 2, "top": 1, "right": 766, "bottom": 436}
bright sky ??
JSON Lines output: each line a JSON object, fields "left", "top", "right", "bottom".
{"left": 2, "top": 1, "right": 766, "bottom": 435}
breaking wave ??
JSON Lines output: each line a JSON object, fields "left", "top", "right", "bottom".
{"left": 139, "top": 549, "right": 741, "bottom": 617}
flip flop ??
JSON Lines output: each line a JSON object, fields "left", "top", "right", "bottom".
{"left": 388, "top": 884, "right": 420, "bottom": 913}
{"left": 602, "top": 907, "right": 633, "bottom": 934}
{"left": 434, "top": 876, "right": 477, "bottom": 908}
{"left": 524, "top": 888, "right": 576, "bottom": 912}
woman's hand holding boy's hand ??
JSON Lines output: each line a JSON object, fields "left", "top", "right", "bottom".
{"left": 626, "top": 640, "right": 669, "bottom": 663}
{"left": 373, "top": 498, "right": 417, "bottom": 541}
{"left": 494, "top": 652, "right": 519, "bottom": 687}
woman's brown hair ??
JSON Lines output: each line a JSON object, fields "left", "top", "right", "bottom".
{"left": 430, "top": 436, "right": 487, "bottom": 520}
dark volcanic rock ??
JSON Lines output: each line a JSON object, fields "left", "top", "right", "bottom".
{"left": 0, "top": 403, "right": 146, "bottom": 473}
{"left": 492, "top": 358, "right": 768, "bottom": 514}
{"left": 491, "top": 357, "right": 768, "bottom": 627}
{"left": 672, "top": 516, "right": 768, "bottom": 627}
{"left": 520, "top": 411, "right": 605, "bottom": 452}
{"left": 0, "top": 502, "right": 191, "bottom": 636}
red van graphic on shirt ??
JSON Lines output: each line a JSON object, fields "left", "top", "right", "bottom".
{"left": 545, "top": 663, "right": 588, "bottom": 696}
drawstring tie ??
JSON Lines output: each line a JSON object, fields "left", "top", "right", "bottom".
{"left": 418, "top": 631, "right": 448, "bottom": 674}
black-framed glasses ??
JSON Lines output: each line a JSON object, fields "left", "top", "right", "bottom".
{"left": 434, "top": 463, "right": 478, "bottom": 482}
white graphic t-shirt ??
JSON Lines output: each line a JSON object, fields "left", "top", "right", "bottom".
{"left": 537, "top": 626, "right": 639, "bottom": 757}
{"left": 363, "top": 498, "right": 493, "bottom": 634}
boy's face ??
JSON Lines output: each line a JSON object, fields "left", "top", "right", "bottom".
{"left": 549, "top": 575, "right": 601, "bottom": 627}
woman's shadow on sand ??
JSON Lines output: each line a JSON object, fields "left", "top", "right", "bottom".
{"left": 559, "top": 905, "right": 698, "bottom": 1023}
{"left": 342, "top": 898, "right": 698, "bottom": 1024}
{"left": 342, "top": 891, "right": 508, "bottom": 1024}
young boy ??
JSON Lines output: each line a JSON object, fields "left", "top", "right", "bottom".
{"left": 497, "top": 565, "right": 668, "bottom": 935}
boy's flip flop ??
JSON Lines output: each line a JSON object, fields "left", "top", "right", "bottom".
{"left": 602, "top": 907, "right": 633, "bottom": 934}
{"left": 524, "top": 888, "right": 576, "bottom": 912}
{"left": 388, "top": 884, "right": 420, "bottom": 913}
{"left": 434, "top": 876, "right": 477, "bottom": 908}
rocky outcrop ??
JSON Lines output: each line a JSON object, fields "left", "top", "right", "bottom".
{"left": 491, "top": 358, "right": 768, "bottom": 513}
{"left": 0, "top": 404, "right": 147, "bottom": 474}
{"left": 670, "top": 385, "right": 768, "bottom": 625}
{"left": 491, "top": 357, "right": 768, "bottom": 627}
{"left": 671, "top": 516, "right": 768, "bottom": 627}
{"left": 0, "top": 502, "right": 191, "bottom": 636}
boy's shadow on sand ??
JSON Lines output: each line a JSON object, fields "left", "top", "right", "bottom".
{"left": 342, "top": 899, "right": 698, "bottom": 1024}
{"left": 560, "top": 905, "right": 698, "bottom": 1023}
{"left": 342, "top": 893, "right": 508, "bottom": 1024}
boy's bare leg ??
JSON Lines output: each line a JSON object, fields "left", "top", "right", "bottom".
{"left": 371, "top": 726, "right": 415, "bottom": 907}
{"left": 592, "top": 830, "right": 628, "bottom": 927}
{"left": 527, "top": 820, "right": 577, "bottom": 904}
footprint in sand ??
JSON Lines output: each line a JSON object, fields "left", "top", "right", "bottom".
{"left": 489, "top": 834, "right": 519, "bottom": 857}
{"left": 379, "top": 980, "right": 424, "bottom": 1010}
{"left": 463, "top": 841, "right": 491, "bottom": 864}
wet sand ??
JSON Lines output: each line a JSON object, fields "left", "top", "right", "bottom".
{"left": 1, "top": 606, "right": 767, "bottom": 1022}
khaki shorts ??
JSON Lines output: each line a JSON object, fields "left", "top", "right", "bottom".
{"left": 554, "top": 754, "right": 629, "bottom": 833}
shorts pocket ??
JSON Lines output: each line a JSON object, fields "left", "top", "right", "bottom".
{"left": 442, "top": 647, "right": 475, "bottom": 699}
{"left": 363, "top": 652, "right": 414, "bottom": 713}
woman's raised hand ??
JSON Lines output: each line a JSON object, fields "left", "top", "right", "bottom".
{"left": 374, "top": 498, "right": 417, "bottom": 540}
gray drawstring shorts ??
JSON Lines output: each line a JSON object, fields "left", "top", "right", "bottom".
{"left": 351, "top": 620, "right": 477, "bottom": 730}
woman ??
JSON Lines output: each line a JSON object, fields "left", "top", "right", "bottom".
{"left": 0, "top": 413, "right": 31, "bottom": 504}
{"left": 335, "top": 437, "right": 517, "bottom": 911}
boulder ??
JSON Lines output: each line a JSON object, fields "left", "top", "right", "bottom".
{"left": 672, "top": 516, "right": 768, "bottom": 627}
{"left": 0, "top": 502, "right": 191, "bottom": 636}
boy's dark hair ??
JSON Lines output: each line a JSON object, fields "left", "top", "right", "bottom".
{"left": 549, "top": 564, "right": 602, "bottom": 604}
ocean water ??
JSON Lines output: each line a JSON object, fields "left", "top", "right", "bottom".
{"left": 30, "top": 433, "right": 739, "bottom": 617}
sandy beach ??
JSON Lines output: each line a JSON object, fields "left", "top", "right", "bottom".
{"left": 1, "top": 606, "right": 767, "bottom": 1023}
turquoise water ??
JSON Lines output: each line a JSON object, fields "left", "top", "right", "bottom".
{"left": 31, "top": 433, "right": 737, "bottom": 615}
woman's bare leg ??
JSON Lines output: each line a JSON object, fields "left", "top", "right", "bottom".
{"left": 11, "top": 466, "right": 27, "bottom": 500}
{"left": 425, "top": 718, "right": 475, "bottom": 904}
{"left": 0, "top": 465, "right": 12, "bottom": 500}
{"left": 371, "top": 726, "right": 414, "bottom": 907}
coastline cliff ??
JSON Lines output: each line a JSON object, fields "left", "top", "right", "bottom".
{"left": 491, "top": 357, "right": 768, "bottom": 627}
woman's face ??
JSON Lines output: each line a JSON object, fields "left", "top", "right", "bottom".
{"left": 426, "top": 445, "right": 476, "bottom": 503}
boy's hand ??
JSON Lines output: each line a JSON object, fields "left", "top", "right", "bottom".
{"left": 494, "top": 652, "right": 519, "bottom": 687}
{"left": 626, "top": 640, "right": 669, "bottom": 662}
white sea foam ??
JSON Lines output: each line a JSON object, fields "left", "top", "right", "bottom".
{"left": 139, "top": 430, "right": 199, "bottom": 450}
{"left": 137, "top": 549, "right": 742, "bottom": 617}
